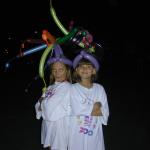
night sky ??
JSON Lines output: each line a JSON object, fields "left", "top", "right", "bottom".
{"left": 0, "top": 0, "right": 149, "bottom": 150}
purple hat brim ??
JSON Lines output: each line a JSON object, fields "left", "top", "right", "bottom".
{"left": 47, "top": 57, "right": 72, "bottom": 66}
{"left": 73, "top": 50, "right": 99, "bottom": 71}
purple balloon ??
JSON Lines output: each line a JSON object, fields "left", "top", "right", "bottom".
{"left": 53, "top": 44, "right": 63, "bottom": 58}
{"left": 47, "top": 57, "right": 72, "bottom": 66}
{"left": 72, "top": 54, "right": 83, "bottom": 70}
{"left": 47, "top": 44, "right": 72, "bottom": 66}
{"left": 73, "top": 50, "right": 99, "bottom": 71}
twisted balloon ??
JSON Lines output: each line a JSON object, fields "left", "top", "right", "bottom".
{"left": 49, "top": 0, "right": 96, "bottom": 53}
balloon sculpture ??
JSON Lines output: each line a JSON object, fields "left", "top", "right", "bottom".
{"left": 5, "top": 0, "right": 102, "bottom": 92}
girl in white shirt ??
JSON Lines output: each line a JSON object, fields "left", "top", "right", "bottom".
{"left": 35, "top": 44, "right": 72, "bottom": 150}
{"left": 69, "top": 50, "right": 109, "bottom": 150}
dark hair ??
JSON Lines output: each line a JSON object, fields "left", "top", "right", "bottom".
{"left": 49, "top": 63, "right": 72, "bottom": 85}
{"left": 72, "top": 58, "right": 97, "bottom": 83}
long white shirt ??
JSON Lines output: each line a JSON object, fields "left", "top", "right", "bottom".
{"left": 70, "top": 83, "right": 109, "bottom": 125}
{"left": 35, "top": 81, "right": 71, "bottom": 121}
{"left": 35, "top": 81, "right": 71, "bottom": 149}
{"left": 68, "top": 83, "right": 109, "bottom": 150}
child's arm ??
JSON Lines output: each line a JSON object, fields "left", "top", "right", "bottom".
{"left": 91, "top": 102, "right": 102, "bottom": 116}
{"left": 38, "top": 97, "right": 45, "bottom": 111}
{"left": 35, "top": 97, "right": 44, "bottom": 120}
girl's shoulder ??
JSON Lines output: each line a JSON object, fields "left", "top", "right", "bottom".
{"left": 63, "top": 81, "right": 72, "bottom": 85}
{"left": 47, "top": 84, "right": 53, "bottom": 90}
{"left": 70, "top": 83, "right": 80, "bottom": 89}
{"left": 93, "top": 83, "right": 105, "bottom": 90}
{"left": 71, "top": 83, "right": 80, "bottom": 88}
{"left": 72, "top": 83, "right": 78, "bottom": 86}
{"left": 61, "top": 81, "right": 72, "bottom": 88}
{"left": 71, "top": 83, "right": 104, "bottom": 88}
{"left": 47, "top": 81, "right": 71, "bottom": 89}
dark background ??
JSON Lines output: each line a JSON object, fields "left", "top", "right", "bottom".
{"left": 0, "top": 0, "right": 149, "bottom": 150}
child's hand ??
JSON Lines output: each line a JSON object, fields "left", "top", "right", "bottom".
{"left": 39, "top": 97, "right": 44, "bottom": 103}
{"left": 38, "top": 97, "right": 44, "bottom": 111}
{"left": 91, "top": 102, "right": 102, "bottom": 116}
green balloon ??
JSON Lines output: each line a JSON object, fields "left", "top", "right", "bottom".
{"left": 50, "top": 7, "right": 68, "bottom": 35}
{"left": 50, "top": 6, "right": 95, "bottom": 53}
{"left": 39, "top": 44, "right": 54, "bottom": 89}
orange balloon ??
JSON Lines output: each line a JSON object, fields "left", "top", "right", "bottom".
{"left": 42, "top": 30, "right": 56, "bottom": 46}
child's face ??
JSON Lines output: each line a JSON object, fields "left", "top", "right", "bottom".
{"left": 51, "top": 62, "right": 67, "bottom": 82}
{"left": 76, "top": 64, "right": 96, "bottom": 80}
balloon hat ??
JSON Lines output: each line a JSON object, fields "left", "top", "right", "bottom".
{"left": 73, "top": 50, "right": 100, "bottom": 71}
{"left": 47, "top": 44, "right": 72, "bottom": 66}
{"left": 39, "top": 44, "right": 72, "bottom": 92}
